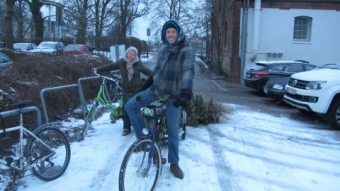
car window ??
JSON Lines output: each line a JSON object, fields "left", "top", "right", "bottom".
{"left": 270, "top": 65, "right": 285, "bottom": 72}
{"left": 249, "top": 65, "right": 266, "bottom": 70}
{"left": 58, "top": 42, "right": 65, "bottom": 48}
{"left": 305, "top": 65, "right": 316, "bottom": 71}
{"left": 38, "top": 42, "right": 56, "bottom": 49}
{"left": 0, "top": 52, "right": 11, "bottom": 63}
{"left": 286, "top": 65, "right": 303, "bottom": 72}
{"left": 27, "top": 44, "right": 33, "bottom": 50}
{"left": 14, "top": 44, "right": 26, "bottom": 51}
{"left": 65, "top": 45, "right": 81, "bottom": 51}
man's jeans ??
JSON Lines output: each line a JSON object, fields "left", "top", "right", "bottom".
{"left": 125, "top": 88, "right": 181, "bottom": 164}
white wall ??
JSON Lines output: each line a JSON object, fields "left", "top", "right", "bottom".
{"left": 242, "top": 8, "right": 340, "bottom": 77}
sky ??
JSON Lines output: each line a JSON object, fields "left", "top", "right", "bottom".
{"left": 133, "top": 17, "right": 149, "bottom": 41}
{"left": 1, "top": 56, "right": 340, "bottom": 191}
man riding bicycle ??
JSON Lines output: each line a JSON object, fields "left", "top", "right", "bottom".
{"left": 125, "top": 19, "right": 195, "bottom": 179}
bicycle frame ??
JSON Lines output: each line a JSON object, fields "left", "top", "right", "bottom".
{"left": 0, "top": 107, "right": 53, "bottom": 172}
{"left": 93, "top": 76, "right": 117, "bottom": 112}
{"left": 0, "top": 125, "right": 54, "bottom": 172}
{"left": 81, "top": 72, "right": 123, "bottom": 139}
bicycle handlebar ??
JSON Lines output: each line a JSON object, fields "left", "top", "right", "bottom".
{"left": 136, "top": 95, "right": 167, "bottom": 109}
{"left": 92, "top": 69, "right": 120, "bottom": 83}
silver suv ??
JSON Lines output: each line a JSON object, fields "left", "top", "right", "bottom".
{"left": 28, "top": 41, "right": 65, "bottom": 54}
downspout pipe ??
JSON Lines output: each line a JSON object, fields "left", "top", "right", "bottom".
{"left": 240, "top": 0, "right": 249, "bottom": 83}
{"left": 250, "top": 0, "right": 261, "bottom": 61}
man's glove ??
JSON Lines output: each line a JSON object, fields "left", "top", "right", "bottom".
{"left": 173, "top": 89, "right": 193, "bottom": 108}
{"left": 138, "top": 75, "right": 153, "bottom": 92}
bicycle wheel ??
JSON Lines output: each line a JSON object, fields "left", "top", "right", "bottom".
{"left": 119, "top": 139, "right": 162, "bottom": 191}
{"left": 106, "top": 81, "right": 122, "bottom": 103}
{"left": 25, "top": 126, "right": 71, "bottom": 181}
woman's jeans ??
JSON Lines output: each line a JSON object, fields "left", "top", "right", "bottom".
{"left": 125, "top": 88, "right": 181, "bottom": 164}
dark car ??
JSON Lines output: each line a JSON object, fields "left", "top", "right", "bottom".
{"left": 63, "top": 44, "right": 93, "bottom": 55}
{"left": 264, "top": 77, "right": 290, "bottom": 100}
{"left": 263, "top": 63, "right": 317, "bottom": 100}
{"left": 244, "top": 60, "right": 315, "bottom": 92}
{"left": 0, "top": 52, "right": 13, "bottom": 67}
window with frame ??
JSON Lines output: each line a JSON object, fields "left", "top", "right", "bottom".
{"left": 286, "top": 65, "right": 303, "bottom": 73}
{"left": 293, "top": 16, "right": 312, "bottom": 42}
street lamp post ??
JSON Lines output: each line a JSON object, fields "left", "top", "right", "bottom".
{"left": 147, "top": 28, "right": 150, "bottom": 58}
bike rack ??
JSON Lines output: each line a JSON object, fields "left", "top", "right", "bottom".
{"left": 0, "top": 106, "right": 42, "bottom": 127}
{"left": 39, "top": 75, "right": 101, "bottom": 125}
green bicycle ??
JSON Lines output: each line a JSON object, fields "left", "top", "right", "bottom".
{"left": 81, "top": 71, "right": 123, "bottom": 139}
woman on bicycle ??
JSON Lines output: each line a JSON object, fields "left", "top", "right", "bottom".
{"left": 93, "top": 46, "right": 152, "bottom": 136}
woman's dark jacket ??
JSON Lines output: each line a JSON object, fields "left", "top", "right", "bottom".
{"left": 96, "top": 58, "right": 152, "bottom": 99}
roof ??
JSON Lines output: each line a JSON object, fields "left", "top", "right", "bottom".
{"left": 256, "top": 60, "right": 309, "bottom": 66}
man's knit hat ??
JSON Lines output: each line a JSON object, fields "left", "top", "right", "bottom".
{"left": 164, "top": 21, "right": 179, "bottom": 33}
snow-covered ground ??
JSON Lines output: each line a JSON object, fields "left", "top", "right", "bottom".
{"left": 1, "top": 102, "right": 339, "bottom": 191}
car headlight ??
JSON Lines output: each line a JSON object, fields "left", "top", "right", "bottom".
{"left": 272, "top": 84, "right": 284, "bottom": 90}
{"left": 306, "top": 81, "right": 326, "bottom": 90}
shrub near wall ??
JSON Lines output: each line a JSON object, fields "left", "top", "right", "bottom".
{"left": 186, "top": 94, "right": 224, "bottom": 127}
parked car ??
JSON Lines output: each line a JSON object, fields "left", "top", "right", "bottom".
{"left": 244, "top": 60, "right": 315, "bottom": 92}
{"left": 283, "top": 63, "right": 340, "bottom": 130}
{"left": 28, "top": 41, "right": 65, "bottom": 54}
{"left": 63, "top": 44, "right": 92, "bottom": 55}
{"left": 0, "top": 52, "right": 13, "bottom": 67}
{"left": 312, "top": 63, "right": 340, "bottom": 70}
{"left": 263, "top": 63, "right": 317, "bottom": 100}
{"left": 13, "top": 43, "right": 37, "bottom": 52}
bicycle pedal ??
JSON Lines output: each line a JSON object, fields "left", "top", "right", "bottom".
{"left": 161, "top": 158, "right": 167, "bottom": 165}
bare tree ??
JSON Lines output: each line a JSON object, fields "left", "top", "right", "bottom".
{"left": 91, "top": 0, "right": 119, "bottom": 49}
{"left": 117, "top": 0, "right": 151, "bottom": 43}
{"left": 13, "top": 0, "right": 32, "bottom": 42}
{"left": 148, "top": 0, "right": 205, "bottom": 41}
{"left": 24, "top": 0, "right": 44, "bottom": 44}
{"left": 61, "top": 0, "right": 92, "bottom": 44}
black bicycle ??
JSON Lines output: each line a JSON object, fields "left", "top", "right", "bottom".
{"left": 118, "top": 96, "right": 186, "bottom": 191}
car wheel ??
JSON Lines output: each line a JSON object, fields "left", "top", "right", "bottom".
{"left": 327, "top": 99, "right": 340, "bottom": 130}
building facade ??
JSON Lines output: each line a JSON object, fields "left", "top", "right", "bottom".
{"left": 223, "top": 0, "right": 340, "bottom": 83}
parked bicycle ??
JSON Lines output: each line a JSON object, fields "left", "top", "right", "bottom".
{"left": 0, "top": 100, "right": 71, "bottom": 191}
{"left": 107, "top": 70, "right": 123, "bottom": 102}
{"left": 81, "top": 70, "right": 123, "bottom": 139}
{"left": 118, "top": 96, "right": 186, "bottom": 191}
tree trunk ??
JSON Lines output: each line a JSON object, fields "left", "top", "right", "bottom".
{"left": 4, "top": 0, "right": 16, "bottom": 49}
{"left": 16, "top": 0, "right": 24, "bottom": 42}
{"left": 76, "top": 0, "right": 88, "bottom": 44}
{"left": 29, "top": 0, "right": 44, "bottom": 44}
